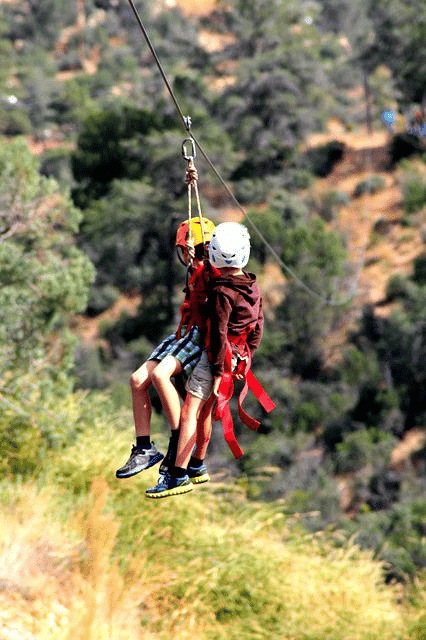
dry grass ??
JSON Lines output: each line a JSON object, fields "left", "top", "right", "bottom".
{"left": 0, "top": 392, "right": 425, "bottom": 640}
{"left": 0, "top": 479, "right": 146, "bottom": 639}
{"left": 0, "top": 463, "right": 424, "bottom": 640}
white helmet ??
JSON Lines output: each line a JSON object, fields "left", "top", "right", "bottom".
{"left": 208, "top": 222, "right": 250, "bottom": 269}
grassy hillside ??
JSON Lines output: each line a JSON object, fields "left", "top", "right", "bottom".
{"left": 1, "top": 395, "right": 425, "bottom": 640}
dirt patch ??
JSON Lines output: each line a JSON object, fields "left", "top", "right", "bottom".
{"left": 306, "top": 118, "right": 391, "bottom": 151}
{"left": 170, "top": 0, "right": 217, "bottom": 15}
{"left": 198, "top": 30, "right": 235, "bottom": 53}
{"left": 23, "top": 137, "right": 75, "bottom": 156}
{"left": 71, "top": 293, "right": 141, "bottom": 345}
{"left": 391, "top": 428, "right": 426, "bottom": 468}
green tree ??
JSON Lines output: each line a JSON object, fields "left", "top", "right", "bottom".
{"left": 3, "top": 0, "right": 77, "bottom": 48}
{"left": 347, "top": 292, "right": 426, "bottom": 433}
{"left": 318, "top": 0, "right": 401, "bottom": 128}
{"left": 0, "top": 17, "right": 32, "bottom": 135}
{"left": 0, "top": 137, "right": 95, "bottom": 378}
{"left": 246, "top": 189, "right": 347, "bottom": 375}
{"left": 0, "top": 138, "right": 95, "bottom": 476}
{"left": 211, "top": 0, "right": 349, "bottom": 178}
{"left": 71, "top": 106, "right": 176, "bottom": 207}
{"left": 80, "top": 177, "right": 176, "bottom": 291}
{"left": 362, "top": 0, "right": 426, "bottom": 104}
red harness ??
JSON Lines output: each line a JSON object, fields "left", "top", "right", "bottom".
{"left": 176, "top": 262, "right": 219, "bottom": 338}
{"left": 178, "top": 264, "right": 275, "bottom": 458}
{"left": 213, "top": 331, "right": 276, "bottom": 459}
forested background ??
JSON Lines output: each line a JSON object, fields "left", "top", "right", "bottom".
{"left": 3, "top": 0, "right": 426, "bottom": 606}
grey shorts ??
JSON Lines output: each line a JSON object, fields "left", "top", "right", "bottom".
{"left": 185, "top": 351, "right": 213, "bottom": 400}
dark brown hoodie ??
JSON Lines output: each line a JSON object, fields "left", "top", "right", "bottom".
{"left": 207, "top": 271, "right": 263, "bottom": 377}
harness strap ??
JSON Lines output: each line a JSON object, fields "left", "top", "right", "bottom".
{"left": 246, "top": 370, "right": 276, "bottom": 413}
{"left": 175, "top": 262, "right": 220, "bottom": 339}
{"left": 214, "top": 371, "right": 244, "bottom": 459}
{"left": 222, "top": 402, "right": 244, "bottom": 459}
{"left": 213, "top": 342, "right": 276, "bottom": 459}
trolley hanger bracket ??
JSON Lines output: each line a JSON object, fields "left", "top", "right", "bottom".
{"left": 182, "top": 137, "right": 196, "bottom": 161}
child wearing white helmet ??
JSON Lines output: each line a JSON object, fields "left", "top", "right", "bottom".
{"left": 116, "top": 217, "right": 216, "bottom": 483}
{"left": 146, "top": 222, "right": 264, "bottom": 498}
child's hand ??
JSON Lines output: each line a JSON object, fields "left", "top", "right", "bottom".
{"left": 212, "top": 376, "right": 222, "bottom": 396}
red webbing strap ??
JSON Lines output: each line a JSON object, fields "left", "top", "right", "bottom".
{"left": 214, "top": 370, "right": 245, "bottom": 459}
{"left": 214, "top": 371, "right": 234, "bottom": 418}
{"left": 214, "top": 352, "right": 276, "bottom": 458}
{"left": 221, "top": 403, "right": 244, "bottom": 459}
{"left": 246, "top": 370, "right": 276, "bottom": 413}
{"left": 237, "top": 376, "right": 260, "bottom": 431}
{"left": 213, "top": 332, "right": 276, "bottom": 458}
{"left": 237, "top": 371, "right": 276, "bottom": 431}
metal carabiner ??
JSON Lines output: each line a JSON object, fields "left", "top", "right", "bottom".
{"left": 182, "top": 137, "right": 196, "bottom": 161}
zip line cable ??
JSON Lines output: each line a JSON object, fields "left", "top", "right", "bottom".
{"left": 125, "top": 0, "right": 367, "bottom": 307}
{"left": 126, "top": 0, "right": 190, "bottom": 131}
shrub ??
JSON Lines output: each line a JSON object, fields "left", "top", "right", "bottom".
{"left": 380, "top": 545, "right": 417, "bottom": 583}
{"left": 342, "top": 500, "right": 426, "bottom": 581}
{"left": 85, "top": 284, "right": 120, "bottom": 317}
{"left": 389, "top": 132, "right": 425, "bottom": 166}
{"left": 39, "top": 148, "right": 72, "bottom": 183}
{"left": 333, "top": 429, "right": 395, "bottom": 474}
{"left": 277, "top": 462, "right": 341, "bottom": 528}
{"left": 350, "top": 381, "right": 399, "bottom": 428}
{"left": 403, "top": 177, "right": 426, "bottom": 213}
{"left": 73, "top": 345, "right": 108, "bottom": 390}
{"left": 353, "top": 175, "right": 386, "bottom": 197}
{"left": 0, "top": 108, "right": 32, "bottom": 135}
{"left": 412, "top": 252, "right": 426, "bottom": 284}
{"left": 291, "top": 400, "right": 324, "bottom": 433}
{"left": 367, "top": 469, "right": 401, "bottom": 510}
{"left": 373, "top": 217, "right": 391, "bottom": 236}
{"left": 234, "top": 178, "right": 268, "bottom": 204}
{"left": 318, "top": 190, "right": 350, "bottom": 222}
{"left": 0, "top": 415, "right": 45, "bottom": 479}
{"left": 409, "top": 614, "right": 426, "bottom": 640}
{"left": 304, "top": 140, "right": 345, "bottom": 177}
{"left": 280, "top": 167, "right": 313, "bottom": 191}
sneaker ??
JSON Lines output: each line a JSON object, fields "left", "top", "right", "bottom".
{"left": 115, "top": 443, "right": 164, "bottom": 479}
{"left": 187, "top": 463, "right": 210, "bottom": 484}
{"left": 145, "top": 472, "right": 193, "bottom": 498}
{"left": 158, "top": 449, "right": 175, "bottom": 475}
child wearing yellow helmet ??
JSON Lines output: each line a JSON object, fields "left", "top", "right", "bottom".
{"left": 175, "top": 216, "right": 215, "bottom": 266}
{"left": 115, "top": 216, "right": 215, "bottom": 482}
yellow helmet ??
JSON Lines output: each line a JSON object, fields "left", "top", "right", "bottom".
{"left": 175, "top": 216, "right": 215, "bottom": 249}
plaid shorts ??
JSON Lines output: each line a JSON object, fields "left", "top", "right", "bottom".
{"left": 148, "top": 325, "right": 203, "bottom": 379}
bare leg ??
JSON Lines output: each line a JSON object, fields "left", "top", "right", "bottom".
{"left": 175, "top": 392, "right": 205, "bottom": 469}
{"left": 150, "top": 355, "right": 183, "bottom": 431}
{"left": 130, "top": 360, "right": 158, "bottom": 437}
{"left": 193, "top": 395, "right": 215, "bottom": 459}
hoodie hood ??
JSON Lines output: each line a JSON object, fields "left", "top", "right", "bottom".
{"left": 211, "top": 271, "right": 259, "bottom": 307}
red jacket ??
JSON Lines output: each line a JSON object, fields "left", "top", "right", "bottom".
{"left": 176, "top": 262, "right": 212, "bottom": 338}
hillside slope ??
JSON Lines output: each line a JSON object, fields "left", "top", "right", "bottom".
{"left": 311, "top": 119, "right": 423, "bottom": 309}
{"left": 0, "top": 437, "right": 424, "bottom": 640}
